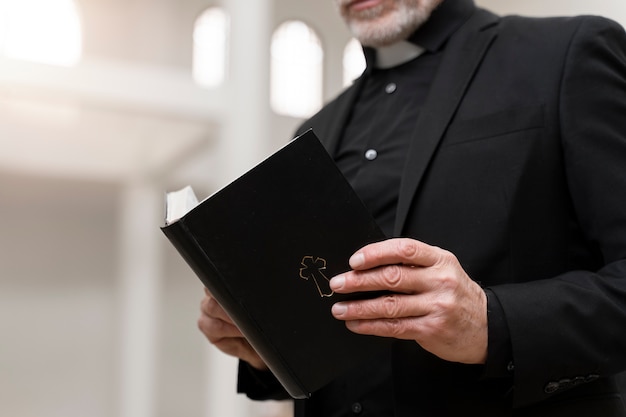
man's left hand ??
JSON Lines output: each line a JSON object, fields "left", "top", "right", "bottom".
{"left": 330, "top": 238, "right": 488, "bottom": 365}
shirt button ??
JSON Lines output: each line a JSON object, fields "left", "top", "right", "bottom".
{"left": 507, "top": 361, "right": 515, "bottom": 372}
{"left": 385, "top": 82, "right": 397, "bottom": 94}
{"left": 364, "top": 149, "right": 378, "bottom": 160}
{"left": 351, "top": 402, "right": 363, "bottom": 414}
{"left": 544, "top": 381, "right": 560, "bottom": 394}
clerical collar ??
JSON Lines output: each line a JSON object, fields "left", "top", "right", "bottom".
{"left": 375, "top": 42, "right": 426, "bottom": 69}
{"left": 363, "top": 0, "right": 476, "bottom": 70}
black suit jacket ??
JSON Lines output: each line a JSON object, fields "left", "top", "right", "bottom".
{"left": 287, "top": 4, "right": 626, "bottom": 417}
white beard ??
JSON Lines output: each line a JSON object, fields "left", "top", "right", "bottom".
{"left": 337, "top": 0, "right": 443, "bottom": 47}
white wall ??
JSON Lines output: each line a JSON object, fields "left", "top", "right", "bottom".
{"left": 0, "top": 173, "right": 119, "bottom": 417}
{"left": 476, "top": 0, "right": 626, "bottom": 27}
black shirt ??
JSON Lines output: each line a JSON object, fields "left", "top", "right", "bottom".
{"left": 336, "top": 49, "right": 441, "bottom": 237}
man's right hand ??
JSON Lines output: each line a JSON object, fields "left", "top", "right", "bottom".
{"left": 198, "top": 287, "right": 269, "bottom": 371}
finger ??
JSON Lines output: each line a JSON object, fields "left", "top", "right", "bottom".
{"left": 330, "top": 264, "right": 432, "bottom": 294}
{"left": 198, "top": 313, "right": 244, "bottom": 342}
{"left": 349, "top": 238, "right": 442, "bottom": 271}
{"left": 344, "top": 317, "right": 417, "bottom": 341}
{"left": 332, "top": 293, "right": 428, "bottom": 321}
{"left": 214, "top": 337, "right": 268, "bottom": 371}
{"left": 200, "top": 294, "right": 235, "bottom": 325}
{"left": 333, "top": 298, "right": 447, "bottom": 343}
{"left": 214, "top": 337, "right": 255, "bottom": 360}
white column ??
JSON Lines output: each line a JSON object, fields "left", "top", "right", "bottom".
{"left": 117, "top": 180, "right": 163, "bottom": 417}
{"left": 204, "top": 0, "right": 275, "bottom": 417}
{"left": 217, "top": 0, "right": 274, "bottom": 186}
{"left": 204, "top": 346, "right": 244, "bottom": 417}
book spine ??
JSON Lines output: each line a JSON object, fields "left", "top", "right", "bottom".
{"left": 161, "top": 220, "right": 309, "bottom": 399}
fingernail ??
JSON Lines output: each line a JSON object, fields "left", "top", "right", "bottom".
{"left": 349, "top": 252, "right": 365, "bottom": 268}
{"left": 330, "top": 275, "right": 345, "bottom": 290}
{"left": 332, "top": 303, "right": 347, "bottom": 316}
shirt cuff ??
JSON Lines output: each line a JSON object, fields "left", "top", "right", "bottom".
{"left": 237, "top": 361, "right": 291, "bottom": 401}
{"left": 482, "top": 288, "right": 515, "bottom": 379}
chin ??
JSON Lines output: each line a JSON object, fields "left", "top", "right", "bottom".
{"left": 344, "top": 0, "right": 442, "bottom": 47}
{"left": 349, "top": 20, "right": 421, "bottom": 47}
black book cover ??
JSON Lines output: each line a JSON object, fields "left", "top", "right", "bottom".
{"left": 161, "top": 129, "right": 390, "bottom": 399}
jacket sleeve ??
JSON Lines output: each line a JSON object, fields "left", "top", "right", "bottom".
{"left": 237, "top": 361, "right": 292, "bottom": 401}
{"left": 490, "top": 16, "right": 626, "bottom": 408}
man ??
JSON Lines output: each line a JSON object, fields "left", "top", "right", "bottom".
{"left": 198, "top": 0, "right": 626, "bottom": 415}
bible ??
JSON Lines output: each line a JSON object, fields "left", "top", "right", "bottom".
{"left": 161, "top": 129, "right": 390, "bottom": 399}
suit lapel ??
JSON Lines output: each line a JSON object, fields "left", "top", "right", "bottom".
{"left": 393, "top": 11, "right": 499, "bottom": 236}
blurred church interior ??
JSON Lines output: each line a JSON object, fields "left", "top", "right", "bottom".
{"left": 0, "top": 1, "right": 623, "bottom": 416}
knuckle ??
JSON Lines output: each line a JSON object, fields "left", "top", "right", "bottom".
{"left": 437, "top": 273, "right": 458, "bottom": 292}
{"left": 197, "top": 316, "right": 206, "bottom": 332}
{"left": 205, "top": 297, "right": 222, "bottom": 316}
{"left": 197, "top": 316, "right": 214, "bottom": 339}
{"left": 382, "top": 295, "right": 401, "bottom": 318}
{"left": 439, "top": 249, "right": 458, "bottom": 266}
{"left": 385, "top": 318, "right": 404, "bottom": 338}
{"left": 200, "top": 296, "right": 209, "bottom": 313}
{"left": 432, "top": 293, "right": 457, "bottom": 313}
{"left": 397, "top": 239, "right": 419, "bottom": 259}
{"left": 381, "top": 264, "right": 403, "bottom": 288}
{"left": 198, "top": 316, "right": 225, "bottom": 344}
{"left": 350, "top": 301, "right": 366, "bottom": 316}
{"left": 351, "top": 300, "right": 376, "bottom": 318}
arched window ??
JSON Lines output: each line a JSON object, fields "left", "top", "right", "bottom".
{"left": 0, "top": 4, "right": 6, "bottom": 51}
{"left": 193, "top": 7, "right": 229, "bottom": 88}
{"left": 343, "top": 38, "right": 365, "bottom": 87}
{"left": 0, "top": 0, "right": 81, "bottom": 66}
{"left": 270, "top": 20, "right": 323, "bottom": 118}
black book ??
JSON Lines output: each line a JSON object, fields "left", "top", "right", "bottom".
{"left": 161, "top": 129, "right": 390, "bottom": 399}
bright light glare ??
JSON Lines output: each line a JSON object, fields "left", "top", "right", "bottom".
{"left": 270, "top": 20, "right": 323, "bottom": 118}
{"left": 193, "top": 7, "right": 229, "bottom": 88}
{"left": 343, "top": 38, "right": 366, "bottom": 87}
{"left": 1, "top": 0, "right": 82, "bottom": 66}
